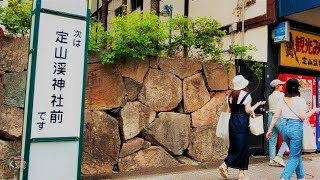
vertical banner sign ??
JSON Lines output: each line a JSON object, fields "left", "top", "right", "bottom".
{"left": 20, "top": 0, "right": 89, "bottom": 179}
{"left": 280, "top": 29, "right": 320, "bottom": 71}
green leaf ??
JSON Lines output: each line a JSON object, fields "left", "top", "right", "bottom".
{"left": 0, "top": 0, "right": 31, "bottom": 36}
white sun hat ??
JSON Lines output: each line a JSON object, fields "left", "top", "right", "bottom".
{"left": 270, "top": 79, "right": 285, "bottom": 87}
{"left": 233, "top": 75, "right": 249, "bottom": 90}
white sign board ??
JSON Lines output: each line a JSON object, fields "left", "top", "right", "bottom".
{"left": 28, "top": 141, "right": 79, "bottom": 180}
{"left": 31, "top": 13, "right": 86, "bottom": 138}
{"left": 21, "top": 1, "right": 88, "bottom": 179}
{"left": 42, "top": 0, "right": 87, "bottom": 16}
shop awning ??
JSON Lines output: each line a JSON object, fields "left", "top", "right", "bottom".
{"left": 277, "top": 0, "right": 320, "bottom": 27}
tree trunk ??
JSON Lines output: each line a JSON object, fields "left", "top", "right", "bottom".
{"left": 101, "top": 0, "right": 108, "bottom": 30}
{"left": 151, "top": 0, "right": 160, "bottom": 15}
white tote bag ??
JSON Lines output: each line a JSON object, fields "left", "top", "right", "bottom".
{"left": 302, "top": 119, "right": 317, "bottom": 152}
{"left": 249, "top": 111, "right": 264, "bottom": 136}
{"left": 216, "top": 111, "right": 231, "bottom": 139}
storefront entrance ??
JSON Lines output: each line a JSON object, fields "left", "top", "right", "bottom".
{"left": 237, "top": 60, "right": 266, "bottom": 154}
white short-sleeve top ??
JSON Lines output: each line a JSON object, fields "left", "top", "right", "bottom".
{"left": 268, "top": 91, "right": 285, "bottom": 113}
{"left": 227, "top": 90, "right": 252, "bottom": 105}
{"left": 277, "top": 97, "right": 307, "bottom": 119}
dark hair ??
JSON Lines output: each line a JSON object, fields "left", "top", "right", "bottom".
{"left": 229, "top": 86, "right": 249, "bottom": 111}
{"left": 269, "top": 86, "right": 275, "bottom": 94}
{"left": 285, "top": 78, "right": 300, "bottom": 97}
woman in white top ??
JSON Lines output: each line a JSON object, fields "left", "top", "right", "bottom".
{"left": 219, "top": 75, "right": 265, "bottom": 180}
{"left": 267, "top": 79, "right": 288, "bottom": 167}
{"left": 266, "top": 78, "right": 320, "bottom": 180}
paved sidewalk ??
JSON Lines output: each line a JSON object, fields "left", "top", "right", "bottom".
{"left": 113, "top": 154, "right": 320, "bottom": 180}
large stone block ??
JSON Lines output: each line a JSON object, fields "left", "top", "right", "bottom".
{"left": 118, "top": 146, "right": 179, "bottom": 172}
{"left": 149, "top": 56, "right": 158, "bottom": 69}
{"left": 82, "top": 110, "right": 121, "bottom": 175}
{"left": 85, "top": 63, "right": 126, "bottom": 110}
{"left": 228, "top": 64, "right": 236, "bottom": 89}
{"left": 0, "top": 140, "right": 21, "bottom": 179}
{"left": 203, "top": 63, "right": 228, "bottom": 91}
{"left": 3, "top": 72, "right": 27, "bottom": 107}
{"left": 146, "top": 112, "right": 190, "bottom": 155}
{"left": 123, "top": 78, "right": 142, "bottom": 102}
{"left": 190, "top": 92, "right": 227, "bottom": 129}
{"left": 187, "top": 126, "right": 228, "bottom": 162}
{"left": 0, "top": 80, "right": 4, "bottom": 106}
{"left": 191, "top": 97, "right": 217, "bottom": 128}
{"left": 138, "top": 69, "right": 182, "bottom": 112}
{"left": 183, "top": 73, "right": 210, "bottom": 113}
{"left": 158, "top": 57, "right": 202, "bottom": 79}
{"left": 116, "top": 59, "right": 149, "bottom": 84}
{"left": 120, "top": 101, "right": 156, "bottom": 140}
{"left": 0, "top": 37, "right": 28, "bottom": 72}
{"left": 119, "top": 137, "right": 145, "bottom": 158}
{"left": 0, "top": 105, "right": 23, "bottom": 139}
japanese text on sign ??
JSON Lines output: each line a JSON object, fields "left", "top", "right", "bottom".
{"left": 281, "top": 29, "right": 320, "bottom": 71}
{"left": 36, "top": 29, "right": 82, "bottom": 131}
{"left": 31, "top": 13, "right": 86, "bottom": 138}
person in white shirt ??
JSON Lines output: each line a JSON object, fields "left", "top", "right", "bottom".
{"left": 266, "top": 78, "right": 320, "bottom": 180}
{"left": 267, "top": 79, "right": 288, "bottom": 167}
{"left": 219, "top": 75, "right": 265, "bottom": 180}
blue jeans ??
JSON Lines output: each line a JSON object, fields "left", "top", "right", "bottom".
{"left": 280, "top": 119, "right": 304, "bottom": 180}
{"left": 267, "top": 113, "right": 288, "bottom": 160}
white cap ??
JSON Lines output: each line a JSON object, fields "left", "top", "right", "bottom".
{"left": 270, "top": 79, "right": 285, "bottom": 87}
{"left": 233, "top": 75, "right": 249, "bottom": 90}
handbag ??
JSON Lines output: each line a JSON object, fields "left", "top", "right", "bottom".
{"left": 302, "top": 119, "right": 317, "bottom": 152}
{"left": 283, "top": 99, "right": 317, "bottom": 152}
{"left": 249, "top": 111, "right": 264, "bottom": 136}
{"left": 216, "top": 108, "right": 231, "bottom": 140}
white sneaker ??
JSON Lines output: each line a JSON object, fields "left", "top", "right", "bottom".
{"left": 273, "top": 156, "right": 286, "bottom": 167}
{"left": 268, "top": 160, "right": 279, "bottom": 167}
{"left": 219, "top": 163, "right": 228, "bottom": 178}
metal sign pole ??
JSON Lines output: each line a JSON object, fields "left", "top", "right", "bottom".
{"left": 20, "top": 0, "right": 89, "bottom": 179}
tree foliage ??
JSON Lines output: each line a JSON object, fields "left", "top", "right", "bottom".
{"left": 88, "top": 11, "right": 265, "bottom": 78}
{"left": 88, "top": 17, "right": 107, "bottom": 53}
{"left": 169, "top": 15, "right": 226, "bottom": 60}
{"left": 0, "top": 0, "right": 32, "bottom": 36}
{"left": 100, "top": 11, "right": 168, "bottom": 64}
{"left": 231, "top": 44, "right": 267, "bottom": 79}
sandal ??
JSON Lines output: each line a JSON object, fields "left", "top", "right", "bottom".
{"left": 219, "top": 164, "right": 228, "bottom": 178}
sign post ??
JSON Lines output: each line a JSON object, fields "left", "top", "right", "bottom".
{"left": 20, "top": 0, "right": 89, "bottom": 179}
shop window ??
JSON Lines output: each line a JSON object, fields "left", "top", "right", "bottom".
{"left": 131, "top": 0, "right": 142, "bottom": 11}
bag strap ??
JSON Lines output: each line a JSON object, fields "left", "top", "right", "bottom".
{"left": 239, "top": 93, "right": 249, "bottom": 105}
{"left": 251, "top": 110, "right": 256, "bottom": 118}
{"left": 227, "top": 96, "right": 230, "bottom": 113}
{"left": 283, "top": 98, "right": 302, "bottom": 121}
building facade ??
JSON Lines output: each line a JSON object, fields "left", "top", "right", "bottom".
{"left": 91, "top": 0, "right": 320, "bottom": 153}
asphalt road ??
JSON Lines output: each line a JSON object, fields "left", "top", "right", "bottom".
{"left": 111, "top": 153, "right": 320, "bottom": 180}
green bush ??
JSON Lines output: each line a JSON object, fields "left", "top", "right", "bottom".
{"left": 0, "top": 0, "right": 32, "bottom": 36}
{"left": 169, "top": 15, "right": 226, "bottom": 60}
{"left": 88, "top": 18, "right": 107, "bottom": 53}
{"left": 87, "top": 11, "right": 264, "bottom": 77}
{"left": 232, "top": 44, "right": 267, "bottom": 79}
{"left": 100, "top": 11, "right": 168, "bottom": 64}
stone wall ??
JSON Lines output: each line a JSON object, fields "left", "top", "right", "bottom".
{"left": 0, "top": 37, "right": 235, "bottom": 179}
